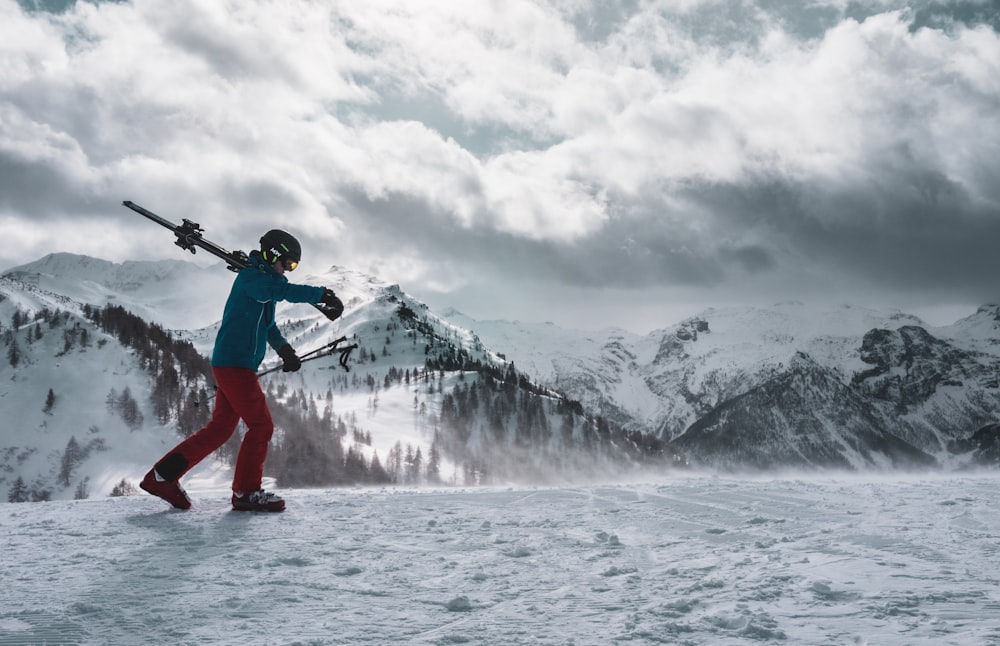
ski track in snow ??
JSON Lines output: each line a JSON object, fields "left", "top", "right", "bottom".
{"left": 4, "top": 475, "right": 1000, "bottom": 645}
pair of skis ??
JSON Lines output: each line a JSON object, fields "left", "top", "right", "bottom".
{"left": 123, "top": 201, "right": 251, "bottom": 272}
{"left": 122, "top": 200, "right": 357, "bottom": 373}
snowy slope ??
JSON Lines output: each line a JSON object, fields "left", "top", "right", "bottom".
{"left": 937, "top": 303, "right": 1000, "bottom": 357}
{"left": 0, "top": 273, "right": 204, "bottom": 500}
{"left": 3, "top": 253, "right": 235, "bottom": 330}
{"left": 4, "top": 475, "right": 1000, "bottom": 645}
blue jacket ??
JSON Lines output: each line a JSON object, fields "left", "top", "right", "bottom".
{"left": 211, "top": 251, "right": 325, "bottom": 369}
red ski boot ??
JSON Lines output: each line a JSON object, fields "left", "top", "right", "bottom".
{"left": 139, "top": 469, "right": 192, "bottom": 510}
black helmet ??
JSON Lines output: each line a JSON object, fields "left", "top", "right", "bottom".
{"left": 260, "top": 229, "right": 301, "bottom": 265}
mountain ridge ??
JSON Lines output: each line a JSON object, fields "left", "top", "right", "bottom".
{"left": 2, "top": 252, "right": 998, "bottom": 501}
{"left": 443, "top": 299, "right": 1000, "bottom": 468}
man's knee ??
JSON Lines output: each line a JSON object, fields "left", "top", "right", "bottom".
{"left": 244, "top": 421, "right": 274, "bottom": 443}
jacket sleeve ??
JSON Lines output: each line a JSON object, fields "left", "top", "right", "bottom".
{"left": 268, "top": 325, "right": 288, "bottom": 351}
{"left": 243, "top": 273, "right": 325, "bottom": 304}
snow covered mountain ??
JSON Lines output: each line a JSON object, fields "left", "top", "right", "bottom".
{"left": 444, "top": 302, "right": 1000, "bottom": 470}
{"left": 2, "top": 252, "right": 235, "bottom": 330}
{"left": 3, "top": 252, "right": 998, "bottom": 504}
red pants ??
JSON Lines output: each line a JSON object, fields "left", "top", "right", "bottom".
{"left": 154, "top": 367, "right": 274, "bottom": 494}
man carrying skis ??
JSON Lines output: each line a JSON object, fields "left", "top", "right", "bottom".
{"left": 140, "top": 229, "right": 344, "bottom": 512}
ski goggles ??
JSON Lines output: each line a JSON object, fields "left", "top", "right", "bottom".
{"left": 283, "top": 258, "right": 298, "bottom": 272}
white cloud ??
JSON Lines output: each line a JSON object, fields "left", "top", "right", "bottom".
{"left": 1, "top": 0, "right": 999, "bottom": 330}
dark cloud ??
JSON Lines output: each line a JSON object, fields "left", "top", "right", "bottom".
{"left": 675, "top": 168, "right": 1000, "bottom": 302}
{"left": 338, "top": 183, "right": 738, "bottom": 291}
{"left": 727, "top": 244, "right": 774, "bottom": 274}
{"left": 15, "top": 0, "right": 74, "bottom": 14}
{"left": 909, "top": 1, "right": 1000, "bottom": 32}
{"left": 336, "top": 143, "right": 1000, "bottom": 311}
{"left": 0, "top": 151, "right": 94, "bottom": 216}
{"left": 566, "top": 0, "right": 641, "bottom": 43}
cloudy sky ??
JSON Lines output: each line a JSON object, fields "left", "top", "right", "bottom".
{"left": 1, "top": 0, "right": 998, "bottom": 332}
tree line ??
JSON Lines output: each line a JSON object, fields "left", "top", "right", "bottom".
{"left": 433, "top": 368, "right": 671, "bottom": 484}
{"left": 84, "top": 304, "right": 213, "bottom": 436}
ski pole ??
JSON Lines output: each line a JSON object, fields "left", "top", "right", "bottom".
{"left": 194, "top": 337, "right": 358, "bottom": 407}
{"left": 256, "top": 336, "right": 358, "bottom": 377}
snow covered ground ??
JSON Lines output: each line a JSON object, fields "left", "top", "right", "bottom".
{"left": 4, "top": 474, "right": 1000, "bottom": 645}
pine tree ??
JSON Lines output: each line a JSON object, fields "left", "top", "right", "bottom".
{"left": 7, "top": 338, "right": 20, "bottom": 368}
{"left": 369, "top": 451, "right": 391, "bottom": 483}
{"left": 387, "top": 441, "right": 403, "bottom": 483}
{"left": 7, "top": 476, "right": 28, "bottom": 503}
{"left": 61, "top": 329, "right": 75, "bottom": 354}
{"left": 426, "top": 440, "right": 441, "bottom": 484}
{"left": 58, "top": 436, "right": 83, "bottom": 487}
{"left": 344, "top": 445, "right": 368, "bottom": 483}
{"left": 74, "top": 477, "right": 90, "bottom": 500}
{"left": 43, "top": 388, "right": 56, "bottom": 414}
{"left": 31, "top": 488, "right": 51, "bottom": 502}
{"left": 109, "top": 478, "right": 137, "bottom": 497}
{"left": 118, "top": 387, "right": 143, "bottom": 430}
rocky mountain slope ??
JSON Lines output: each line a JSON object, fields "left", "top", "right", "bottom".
{"left": 450, "top": 302, "right": 1000, "bottom": 469}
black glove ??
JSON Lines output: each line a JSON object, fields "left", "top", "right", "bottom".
{"left": 277, "top": 343, "right": 301, "bottom": 372}
{"left": 318, "top": 287, "right": 344, "bottom": 322}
